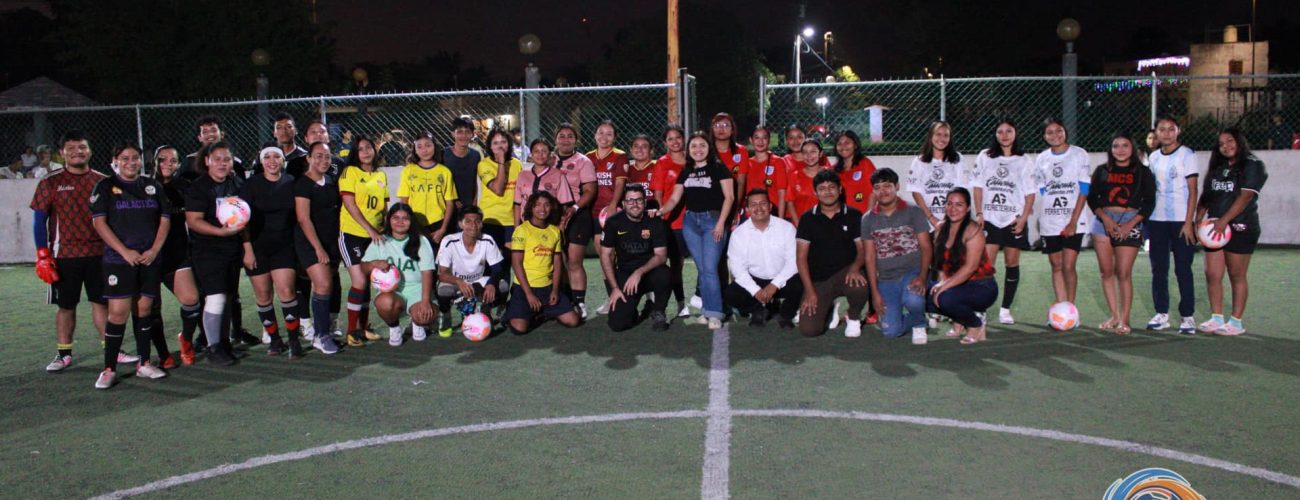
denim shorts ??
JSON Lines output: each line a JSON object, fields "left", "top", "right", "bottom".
{"left": 1091, "top": 209, "right": 1144, "bottom": 247}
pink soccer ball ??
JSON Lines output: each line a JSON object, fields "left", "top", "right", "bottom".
{"left": 370, "top": 266, "right": 401, "bottom": 293}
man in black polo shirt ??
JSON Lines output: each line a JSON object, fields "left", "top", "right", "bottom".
{"left": 599, "top": 185, "right": 671, "bottom": 332}
{"left": 796, "top": 170, "right": 869, "bottom": 337}
{"left": 182, "top": 115, "right": 245, "bottom": 180}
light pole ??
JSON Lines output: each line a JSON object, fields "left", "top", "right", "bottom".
{"left": 352, "top": 67, "right": 369, "bottom": 116}
{"left": 519, "top": 34, "right": 541, "bottom": 143}
{"left": 1057, "top": 18, "right": 1080, "bottom": 136}
{"left": 815, "top": 96, "right": 829, "bottom": 125}
{"left": 252, "top": 48, "right": 271, "bottom": 142}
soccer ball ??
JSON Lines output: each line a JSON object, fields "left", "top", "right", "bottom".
{"left": 1048, "top": 301, "right": 1079, "bottom": 331}
{"left": 462, "top": 313, "right": 491, "bottom": 342}
{"left": 1197, "top": 219, "right": 1231, "bottom": 250}
{"left": 369, "top": 266, "right": 401, "bottom": 293}
{"left": 214, "top": 196, "right": 251, "bottom": 230}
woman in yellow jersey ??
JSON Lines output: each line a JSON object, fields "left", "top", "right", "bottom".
{"left": 397, "top": 131, "right": 458, "bottom": 245}
{"left": 338, "top": 136, "right": 389, "bottom": 346}
{"left": 477, "top": 128, "right": 521, "bottom": 256}
{"left": 504, "top": 191, "right": 581, "bottom": 334}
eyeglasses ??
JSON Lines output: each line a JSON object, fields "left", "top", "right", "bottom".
{"left": 712, "top": 122, "right": 732, "bottom": 129}
{"left": 623, "top": 197, "right": 646, "bottom": 204}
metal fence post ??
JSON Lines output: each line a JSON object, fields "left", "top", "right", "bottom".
{"left": 318, "top": 96, "right": 327, "bottom": 125}
{"left": 134, "top": 104, "right": 144, "bottom": 153}
{"left": 939, "top": 75, "right": 947, "bottom": 121}
{"left": 758, "top": 74, "right": 767, "bottom": 126}
{"left": 517, "top": 90, "right": 526, "bottom": 148}
{"left": 1149, "top": 72, "right": 1158, "bottom": 128}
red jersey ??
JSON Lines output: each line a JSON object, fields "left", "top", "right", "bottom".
{"left": 587, "top": 148, "right": 629, "bottom": 212}
{"left": 30, "top": 168, "right": 108, "bottom": 258}
{"left": 787, "top": 167, "right": 819, "bottom": 220}
{"left": 839, "top": 157, "right": 877, "bottom": 213}
{"left": 784, "top": 153, "right": 829, "bottom": 175}
{"left": 651, "top": 155, "right": 686, "bottom": 230}
{"left": 744, "top": 153, "right": 789, "bottom": 194}
{"left": 718, "top": 144, "right": 750, "bottom": 180}
{"left": 626, "top": 160, "right": 656, "bottom": 205}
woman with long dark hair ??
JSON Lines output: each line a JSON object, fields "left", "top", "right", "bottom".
{"left": 908, "top": 121, "right": 967, "bottom": 229}
{"left": 743, "top": 126, "right": 789, "bottom": 219}
{"left": 658, "top": 132, "right": 736, "bottom": 330}
{"left": 1145, "top": 115, "right": 1199, "bottom": 334}
{"left": 338, "top": 135, "right": 389, "bottom": 347}
{"left": 832, "top": 130, "right": 876, "bottom": 214}
{"left": 972, "top": 119, "right": 1034, "bottom": 325}
{"left": 927, "top": 187, "right": 998, "bottom": 344}
{"left": 505, "top": 191, "right": 581, "bottom": 333}
{"left": 1195, "top": 128, "right": 1268, "bottom": 336}
{"left": 651, "top": 125, "right": 692, "bottom": 316}
{"left": 152, "top": 145, "right": 202, "bottom": 366}
{"left": 1087, "top": 133, "right": 1156, "bottom": 335}
{"left": 1035, "top": 118, "right": 1091, "bottom": 308}
{"left": 184, "top": 141, "right": 246, "bottom": 365}
{"left": 294, "top": 142, "right": 343, "bottom": 355}
{"left": 239, "top": 147, "right": 304, "bottom": 357}
{"left": 363, "top": 203, "right": 437, "bottom": 345}
{"left": 478, "top": 128, "right": 522, "bottom": 259}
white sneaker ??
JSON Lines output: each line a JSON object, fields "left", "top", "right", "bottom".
{"left": 116, "top": 352, "right": 141, "bottom": 364}
{"left": 596, "top": 300, "right": 610, "bottom": 315}
{"left": 388, "top": 325, "right": 404, "bottom": 346}
{"left": 828, "top": 302, "right": 842, "bottom": 329}
{"left": 689, "top": 294, "right": 703, "bottom": 311}
{"left": 135, "top": 362, "right": 167, "bottom": 379}
{"left": 998, "top": 308, "right": 1015, "bottom": 325}
{"left": 312, "top": 334, "right": 339, "bottom": 355}
{"left": 1146, "top": 313, "right": 1170, "bottom": 330}
{"left": 94, "top": 368, "right": 116, "bottom": 389}
{"left": 1213, "top": 322, "right": 1246, "bottom": 336}
{"left": 911, "top": 326, "right": 928, "bottom": 345}
{"left": 677, "top": 302, "right": 693, "bottom": 318}
{"left": 1198, "top": 317, "right": 1225, "bottom": 333}
{"left": 707, "top": 317, "right": 723, "bottom": 330}
{"left": 844, "top": 319, "right": 862, "bottom": 338}
{"left": 261, "top": 328, "right": 271, "bottom": 344}
{"left": 46, "top": 354, "right": 73, "bottom": 372}
{"left": 927, "top": 313, "right": 939, "bottom": 329}
{"left": 577, "top": 303, "right": 589, "bottom": 320}
{"left": 1178, "top": 316, "right": 1196, "bottom": 335}
{"left": 411, "top": 325, "right": 428, "bottom": 341}
{"left": 302, "top": 319, "right": 316, "bottom": 341}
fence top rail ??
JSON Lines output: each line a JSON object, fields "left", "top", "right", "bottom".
{"left": 766, "top": 73, "right": 1300, "bottom": 90}
{"left": 0, "top": 82, "right": 674, "bottom": 116}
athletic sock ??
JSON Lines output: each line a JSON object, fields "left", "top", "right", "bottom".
{"left": 1002, "top": 266, "right": 1020, "bottom": 309}
{"left": 346, "top": 287, "right": 366, "bottom": 334}
{"left": 573, "top": 289, "right": 586, "bottom": 305}
{"left": 133, "top": 314, "right": 153, "bottom": 363}
{"left": 1228, "top": 316, "right": 1243, "bottom": 328}
{"left": 229, "top": 295, "right": 244, "bottom": 336}
{"left": 1211, "top": 313, "right": 1225, "bottom": 324}
{"left": 257, "top": 302, "right": 279, "bottom": 340}
{"left": 312, "top": 294, "right": 331, "bottom": 337}
{"left": 282, "top": 299, "right": 301, "bottom": 339}
{"left": 359, "top": 288, "right": 371, "bottom": 332}
{"left": 437, "top": 295, "right": 453, "bottom": 314}
{"left": 202, "top": 306, "right": 225, "bottom": 347}
{"left": 148, "top": 314, "right": 169, "bottom": 361}
{"left": 180, "top": 303, "right": 201, "bottom": 342}
{"left": 104, "top": 321, "right": 126, "bottom": 371}
{"left": 57, "top": 343, "right": 73, "bottom": 358}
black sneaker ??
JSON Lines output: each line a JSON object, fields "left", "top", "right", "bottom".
{"left": 775, "top": 314, "right": 796, "bottom": 329}
{"left": 748, "top": 305, "right": 768, "bottom": 328}
{"left": 650, "top": 311, "right": 669, "bottom": 332}
{"left": 233, "top": 329, "right": 262, "bottom": 348}
{"left": 287, "top": 337, "right": 305, "bottom": 360}
{"left": 205, "top": 345, "right": 236, "bottom": 366}
{"left": 266, "top": 336, "right": 286, "bottom": 356}
{"left": 193, "top": 335, "right": 209, "bottom": 352}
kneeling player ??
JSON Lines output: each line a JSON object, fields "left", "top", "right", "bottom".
{"left": 598, "top": 185, "right": 671, "bottom": 332}
{"left": 362, "top": 204, "right": 438, "bottom": 345}
{"left": 506, "top": 192, "right": 581, "bottom": 333}
{"left": 436, "top": 206, "right": 506, "bottom": 338}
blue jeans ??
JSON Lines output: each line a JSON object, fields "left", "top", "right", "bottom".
{"left": 877, "top": 270, "right": 926, "bottom": 338}
{"left": 681, "top": 210, "right": 727, "bottom": 318}
{"left": 1146, "top": 220, "right": 1196, "bottom": 317}
{"left": 926, "top": 278, "right": 998, "bottom": 327}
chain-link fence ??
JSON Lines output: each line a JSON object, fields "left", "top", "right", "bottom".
{"left": 761, "top": 74, "right": 1300, "bottom": 155}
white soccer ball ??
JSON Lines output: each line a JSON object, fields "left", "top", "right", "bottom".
{"left": 1197, "top": 219, "right": 1232, "bottom": 250}
{"left": 462, "top": 312, "right": 491, "bottom": 342}
{"left": 369, "top": 266, "right": 401, "bottom": 293}
{"left": 214, "top": 196, "right": 251, "bottom": 230}
{"left": 1048, "top": 301, "right": 1079, "bottom": 331}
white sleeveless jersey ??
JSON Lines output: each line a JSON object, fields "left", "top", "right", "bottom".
{"left": 1034, "top": 145, "right": 1092, "bottom": 235}
{"left": 906, "top": 153, "right": 968, "bottom": 219}
{"left": 974, "top": 150, "right": 1035, "bottom": 228}
{"left": 1147, "top": 145, "right": 1198, "bottom": 222}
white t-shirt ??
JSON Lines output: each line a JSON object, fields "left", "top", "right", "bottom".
{"left": 974, "top": 150, "right": 1035, "bottom": 229}
{"left": 906, "top": 153, "right": 968, "bottom": 220}
{"left": 1034, "top": 145, "right": 1092, "bottom": 235}
{"left": 436, "top": 232, "right": 504, "bottom": 286}
{"left": 1147, "top": 145, "right": 1198, "bottom": 222}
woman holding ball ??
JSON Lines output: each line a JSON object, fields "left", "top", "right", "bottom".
{"left": 184, "top": 141, "right": 247, "bottom": 365}
{"left": 363, "top": 203, "right": 437, "bottom": 346}
{"left": 1195, "top": 128, "right": 1268, "bottom": 336}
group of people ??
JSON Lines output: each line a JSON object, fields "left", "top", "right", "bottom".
{"left": 29, "top": 109, "right": 1269, "bottom": 390}
{"left": 3, "top": 145, "right": 62, "bottom": 180}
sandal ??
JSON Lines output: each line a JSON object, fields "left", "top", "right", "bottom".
{"left": 959, "top": 335, "right": 981, "bottom": 344}
{"left": 1115, "top": 323, "right": 1131, "bottom": 335}
{"left": 945, "top": 325, "right": 966, "bottom": 338}
{"left": 1099, "top": 318, "right": 1118, "bottom": 331}
{"left": 959, "top": 327, "right": 985, "bottom": 344}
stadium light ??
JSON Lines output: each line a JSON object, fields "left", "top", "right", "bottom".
{"left": 802, "top": 27, "right": 815, "bottom": 38}
{"left": 815, "top": 96, "right": 829, "bottom": 123}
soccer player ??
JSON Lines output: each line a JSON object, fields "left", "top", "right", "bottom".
{"left": 90, "top": 144, "right": 171, "bottom": 388}
{"left": 294, "top": 142, "right": 344, "bottom": 355}
{"left": 553, "top": 123, "right": 598, "bottom": 319}
{"left": 787, "top": 140, "right": 826, "bottom": 225}
{"left": 184, "top": 141, "right": 247, "bottom": 365}
{"left": 1195, "top": 128, "right": 1268, "bottom": 336}
{"left": 795, "top": 170, "right": 869, "bottom": 337}
{"left": 625, "top": 134, "right": 657, "bottom": 209}
{"left": 972, "top": 119, "right": 1035, "bottom": 325}
{"left": 711, "top": 113, "right": 749, "bottom": 197}
{"left": 363, "top": 203, "right": 438, "bottom": 346}
{"left": 908, "top": 121, "right": 967, "bottom": 229}
{"left": 725, "top": 188, "right": 800, "bottom": 328}
{"left": 658, "top": 132, "right": 736, "bottom": 330}
{"left": 152, "top": 146, "right": 202, "bottom": 366}
{"left": 1146, "top": 115, "right": 1200, "bottom": 334}
{"left": 506, "top": 192, "right": 581, "bottom": 333}
{"left": 436, "top": 206, "right": 506, "bottom": 337}
{"left": 477, "top": 128, "right": 522, "bottom": 260}
{"left": 514, "top": 138, "right": 576, "bottom": 224}
{"left": 398, "top": 131, "right": 458, "bottom": 245}
{"left": 599, "top": 185, "right": 671, "bottom": 332}
{"left": 338, "top": 135, "right": 389, "bottom": 346}
{"left": 831, "top": 130, "right": 877, "bottom": 214}
{"left": 651, "top": 126, "right": 692, "bottom": 317}
{"left": 183, "top": 115, "right": 244, "bottom": 180}
{"left": 928, "top": 188, "right": 998, "bottom": 344}
{"left": 1035, "top": 118, "right": 1091, "bottom": 307}
{"left": 588, "top": 120, "right": 629, "bottom": 223}
{"left": 861, "top": 169, "right": 932, "bottom": 344}
{"left": 259, "top": 112, "right": 307, "bottom": 177}
{"left": 743, "top": 126, "right": 789, "bottom": 219}
{"left": 1087, "top": 133, "right": 1156, "bottom": 335}
{"left": 239, "top": 147, "right": 304, "bottom": 358}
{"left": 445, "top": 117, "right": 484, "bottom": 216}
{"left": 285, "top": 120, "right": 343, "bottom": 179}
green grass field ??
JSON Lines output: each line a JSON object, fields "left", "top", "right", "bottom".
{"left": 1, "top": 250, "right": 1297, "bottom": 498}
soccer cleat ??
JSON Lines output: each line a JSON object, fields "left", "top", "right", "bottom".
{"left": 844, "top": 319, "right": 862, "bottom": 338}
{"left": 748, "top": 305, "right": 768, "bottom": 328}
{"left": 1198, "top": 317, "right": 1225, "bottom": 333}
{"left": 388, "top": 325, "right": 404, "bottom": 346}
{"left": 177, "top": 333, "right": 196, "bottom": 365}
{"left": 158, "top": 354, "right": 178, "bottom": 370}
{"left": 233, "top": 329, "right": 262, "bottom": 348}
{"left": 912, "top": 326, "right": 928, "bottom": 345}
{"left": 438, "top": 315, "right": 453, "bottom": 339}
{"left": 266, "top": 336, "right": 286, "bottom": 356}
{"left": 1178, "top": 316, "right": 1196, "bottom": 335}
{"left": 707, "top": 317, "right": 723, "bottom": 330}
{"left": 363, "top": 325, "right": 382, "bottom": 341}
{"left": 346, "top": 331, "right": 366, "bottom": 347}
{"left": 412, "top": 325, "right": 428, "bottom": 341}
{"left": 117, "top": 352, "right": 141, "bottom": 364}
{"left": 94, "top": 368, "right": 116, "bottom": 389}
{"left": 312, "top": 334, "right": 340, "bottom": 355}
{"left": 261, "top": 329, "right": 271, "bottom": 344}
{"left": 775, "top": 315, "right": 796, "bottom": 329}
{"left": 577, "top": 303, "right": 590, "bottom": 321}
{"left": 205, "top": 346, "right": 237, "bottom": 366}
{"left": 596, "top": 300, "right": 611, "bottom": 315}
{"left": 287, "top": 338, "right": 305, "bottom": 359}
{"left": 135, "top": 362, "right": 167, "bottom": 380}
{"left": 998, "top": 308, "right": 1015, "bottom": 325}
{"left": 1146, "top": 313, "right": 1170, "bottom": 331}
{"left": 46, "top": 354, "right": 73, "bottom": 372}
{"left": 650, "top": 311, "right": 669, "bottom": 332}
{"left": 1213, "top": 323, "right": 1246, "bottom": 336}
{"left": 865, "top": 312, "right": 879, "bottom": 325}
{"left": 828, "top": 302, "right": 842, "bottom": 329}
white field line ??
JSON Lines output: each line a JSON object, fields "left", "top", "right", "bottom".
{"left": 700, "top": 325, "right": 732, "bottom": 500}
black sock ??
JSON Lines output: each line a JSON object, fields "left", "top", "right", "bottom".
{"left": 229, "top": 295, "right": 244, "bottom": 336}
{"left": 573, "top": 289, "right": 586, "bottom": 304}
{"left": 282, "top": 299, "right": 301, "bottom": 340}
{"left": 104, "top": 321, "right": 126, "bottom": 371}
{"left": 257, "top": 302, "right": 278, "bottom": 340}
{"left": 1002, "top": 266, "right": 1020, "bottom": 309}
{"left": 312, "top": 293, "right": 331, "bottom": 337}
{"left": 58, "top": 343, "right": 72, "bottom": 358}
{"left": 133, "top": 314, "right": 153, "bottom": 363}
{"left": 180, "top": 303, "right": 200, "bottom": 343}
{"left": 148, "top": 314, "right": 169, "bottom": 362}
{"left": 437, "top": 295, "right": 453, "bottom": 314}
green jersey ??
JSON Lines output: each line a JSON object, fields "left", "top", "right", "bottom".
{"left": 362, "top": 234, "right": 436, "bottom": 302}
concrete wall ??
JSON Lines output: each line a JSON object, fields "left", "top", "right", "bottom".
{"left": 2, "top": 152, "right": 1297, "bottom": 264}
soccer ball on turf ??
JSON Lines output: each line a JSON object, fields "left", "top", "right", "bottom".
{"left": 1048, "top": 301, "right": 1079, "bottom": 331}
{"left": 1197, "top": 219, "right": 1231, "bottom": 250}
{"left": 370, "top": 266, "right": 401, "bottom": 293}
{"left": 214, "top": 196, "right": 251, "bottom": 230}
{"left": 462, "top": 313, "right": 491, "bottom": 342}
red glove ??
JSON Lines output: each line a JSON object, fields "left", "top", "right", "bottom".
{"left": 35, "top": 247, "right": 59, "bottom": 284}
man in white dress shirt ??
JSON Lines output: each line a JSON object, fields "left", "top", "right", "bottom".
{"left": 725, "top": 188, "right": 801, "bottom": 328}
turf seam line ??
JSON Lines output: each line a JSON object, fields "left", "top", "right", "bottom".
{"left": 701, "top": 325, "right": 732, "bottom": 500}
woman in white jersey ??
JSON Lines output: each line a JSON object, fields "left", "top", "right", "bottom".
{"left": 972, "top": 119, "right": 1035, "bottom": 325}
{"left": 908, "top": 121, "right": 967, "bottom": 230}
{"left": 1145, "top": 115, "right": 1199, "bottom": 334}
{"left": 1034, "top": 118, "right": 1091, "bottom": 309}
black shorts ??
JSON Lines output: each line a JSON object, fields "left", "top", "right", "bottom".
{"left": 1205, "top": 223, "right": 1260, "bottom": 255}
{"left": 1041, "top": 234, "right": 1084, "bottom": 254}
{"left": 159, "top": 241, "right": 191, "bottom": 276}
{"left": 103, "top": 262, "right": 162, "bottom": 300}
{"left": 295, "top": 235, "right": 340, "bottom": 269}
{"left": 247, "top": 241, "right": 298, "bottom": 276}
{"left": 983, "top": 221, "right": 1031, "bottom": 250}
{"left": 503, "top": 284, "right": 575, "bottom": 322}
{"left": 338, "top": 233, "right": 372, "bottom": 268}
{"left": 48, "top": 256, "right": 106, "bottom": 308}
{"left": 192, "top": 253, "right": 242, "bottom": 295}
{"left": 565, "top": 208, "right": 597, "bottom": 247}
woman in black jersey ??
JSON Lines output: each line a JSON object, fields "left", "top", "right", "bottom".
{"left": 1194, "top": 128, "right": 1268, "bottom": 336}
{"left": 241, "top": 147, "right": 305, "bottom": 357}
{"left": 294, "top": 142, "right": 343, "bottom": 355}
{"left": 183, "top": 141, "right": 246, "bottom": 365}
{"left": 152, "top": 146, "right": 202, "bottom": 366}
{"left": 1086, "top": 133, "right": 1156, "bottom": 335}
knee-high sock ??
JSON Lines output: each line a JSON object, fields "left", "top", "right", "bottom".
{"left": 346, "top": 287, "right": 366, "bottom": 334}
{"left": 257, "top": 302, "right": 279, "bottom": 340}
{"left": 133, "top": 314, "right": 153, "bottom": 363}
{"left": 202, "top": 294, "right": 227, "bottom": 346}
{"left": 359, "top": 288, "right": 371, "bottom": 331}
{"left": 228, "top": 293, "right": 244, "bottom": 336}
{"left": 312, "top": 293, "right": 331, "bottom": 337}
{"left": 104, "top": 321, "right": 127, "bottom": 370}
{"left": 180, "top": 302, "right": 201, "bottom": 343}
{"left": 1002, "top": 266, "right": 1020, "bottom": 309}
{"left": 147, "top": 313, "right": 169, "bottom": 361}
{"left": 281, "top": 299, "right": 301, "bottom": 340}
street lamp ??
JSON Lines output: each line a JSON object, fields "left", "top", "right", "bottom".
{"left": 802, "top": 27, "right": 814, "bottom": 39}
{"left": 1057, "top": 18, "right": 1081, "bottom": 136}
{"left": 815, "top": 96, "right": 829, "bottom": 124}
{"left": 519, "top": 33, "right": 542, "bottom": 143}
{"left": 352, "top": 67, "right": 369, "bottom": 116}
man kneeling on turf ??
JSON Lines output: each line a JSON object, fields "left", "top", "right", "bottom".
{"left": 599, "top": 185, "right": 671, "bottom": 332}
{"left": 725, "top": 188, "right": 800, "bottom": 328}
{"left": 861, "top": 169, "right": 932, "bottom": 344}
{"left": 506, "top": 192, "right": 581, "bottom": 333}
{"left": 797, "top": 170, "right": 870, "bottom": 337}
{"left": 362, "top": 204, "right": 438, "bottom": 345}
{"left": 436, "top": 205, "right": 507, "bottom": 338}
